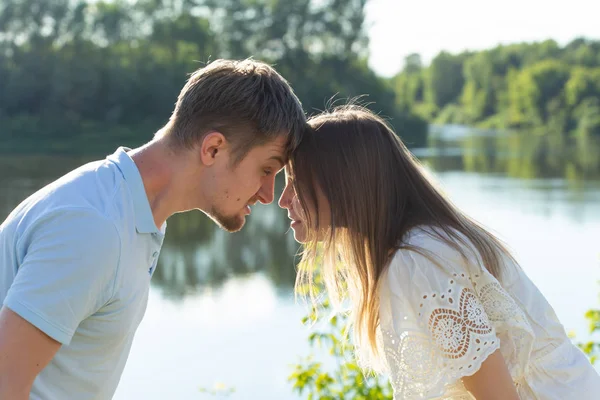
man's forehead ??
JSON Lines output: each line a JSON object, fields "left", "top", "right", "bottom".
{"left": 262, "top": 135, "right": 289, "bottom": 161}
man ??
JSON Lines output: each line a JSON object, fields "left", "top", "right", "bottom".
{"left": 0, "top": 58, "right": 306, "bottom": 399}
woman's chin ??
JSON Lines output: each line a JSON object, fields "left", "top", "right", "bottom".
{"left": 290, "top": 222, "right": 307, "bottom": 243}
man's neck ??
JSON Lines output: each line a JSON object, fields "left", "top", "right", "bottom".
{"left": 129, "top": 139, "right": 199, "bottom": 229}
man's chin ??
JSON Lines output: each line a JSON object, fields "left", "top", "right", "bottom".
{"left": 211, "top": 213, "right": 246, "bottom": 233}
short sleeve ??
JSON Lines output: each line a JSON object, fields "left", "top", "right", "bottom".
{"left": 380, "top": 248, "right": 500, "bottom": 399}
{"left": 4, "top": 208, "right": 121, "bottom": 345}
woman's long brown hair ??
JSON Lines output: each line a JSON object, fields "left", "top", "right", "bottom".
{"left": 290, "top": 104, "right": 516, "bottom": 366}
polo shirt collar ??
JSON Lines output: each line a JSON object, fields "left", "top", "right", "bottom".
{"left": 107, "top": 147, "right": 165, "bottom": 234}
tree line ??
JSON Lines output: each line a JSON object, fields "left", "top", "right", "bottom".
{"left": 0, "top": 0, "right": 427, "bottom": 154}
{"left": 2, "top": 0, "right": 598, "bottom": 156}
{"left": 392, "top": 38, "right": 600, "bottom": 139}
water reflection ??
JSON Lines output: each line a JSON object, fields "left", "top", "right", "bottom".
{"left": 2, "top": 127, "right": 600, "bottom": 301}
{"left": 419, "top": 125, "right": 600, "bottom": 224}
{"left": 154, "top": 179, "right": 301, "bottom": 299}
{"left": 424, "top": 125, "right": 600, "bottom": 181}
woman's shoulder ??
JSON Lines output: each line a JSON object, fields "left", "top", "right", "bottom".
{"left": 393, "top": 225, "right": 474, "bottom": 267}
{"left": 387, "top": 226, "right": 471, "bottom": 287}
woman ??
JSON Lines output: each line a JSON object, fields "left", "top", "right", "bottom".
{"left": 278, "top": 105, "right": 600, "bottom": 399}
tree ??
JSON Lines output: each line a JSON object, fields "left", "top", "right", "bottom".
{"left": 0, "top": 0, "right": 428, "bottom": 154}
{"left": 425, "top": 51, "right": 465, "bottom": 109}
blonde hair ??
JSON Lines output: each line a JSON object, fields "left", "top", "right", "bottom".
{"left": 290, "top": 105, "right": 516, "bottom": 366}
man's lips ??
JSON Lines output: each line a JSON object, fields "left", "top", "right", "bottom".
{"left": 244, "top": 200, "right": 258, "bottom": 215}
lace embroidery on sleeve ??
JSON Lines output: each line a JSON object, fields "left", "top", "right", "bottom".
{"left": 477, "top": 280, "right": 535, "bottom": 379}
{"left": 429, "top": 287, "right": 495, "bottom": 359}
{"left": 478, "top": 281, "right": 519, "bottom": 321}
{"left": 381, "top": 275, "right": 501, "bottom": 399}
{"left": 381, "top": 269, "right": 537, "bottom": 400}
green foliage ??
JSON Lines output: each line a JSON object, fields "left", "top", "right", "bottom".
{"left": 573, "top": 97, "right": 600, "bottom": 138}
{"left": 576, "top": 260, "right": 600, "bottom": 366}
{"left": 289, "top": 270, "right": 393, "bottom": 399}
{"left": 0, "top": 0, "right": 427, "bottom": 155}
{"left": 579, "top": 307, "right": 600, "bottom": 364}
{"left": 425, "top": 51, "right": 466, "bottom": 109}
{"left": 391, "top": 38, "right": 600, "bottom": 140}
{"left": 574, "top": 254, "right": 600, "bottom": 365}
{"left": 434, "top": 104, "right": 468, "bottom": 125}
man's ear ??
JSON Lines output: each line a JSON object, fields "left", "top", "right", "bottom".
{"left": 200, "top": 131, "right": 227, "bottom": 166}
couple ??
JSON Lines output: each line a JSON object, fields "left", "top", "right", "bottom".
{"left": 0, "top": 59, "right": 598, "bottom": 400}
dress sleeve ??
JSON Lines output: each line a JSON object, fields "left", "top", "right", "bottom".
{"left": 380, "top": 247, "right": 500, "bottom": 399}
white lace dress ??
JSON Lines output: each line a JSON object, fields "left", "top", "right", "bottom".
{"left": 377, "top": 226, "right": 600, "bottom": 399}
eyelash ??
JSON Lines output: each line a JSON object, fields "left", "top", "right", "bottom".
{"left": 263, "top": 169, "right": 273, "bottom": 176}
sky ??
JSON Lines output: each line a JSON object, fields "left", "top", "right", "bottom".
{"left": 364, "top": 0, "right": 600, "bottom": 77}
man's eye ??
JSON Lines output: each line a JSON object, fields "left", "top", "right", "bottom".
{"left": 263, "top": 169, "right": 273, "bottom": 176}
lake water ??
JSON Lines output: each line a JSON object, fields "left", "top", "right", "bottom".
{"left": 1, "top": 125, "right": 600, "bottom": 399}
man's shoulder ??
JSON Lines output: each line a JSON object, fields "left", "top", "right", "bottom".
{"left": 48, "top": 157, "right": 126, "bottom": 207}
{"left": 3, "top": 158, "right": 129, "bottom": 238}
